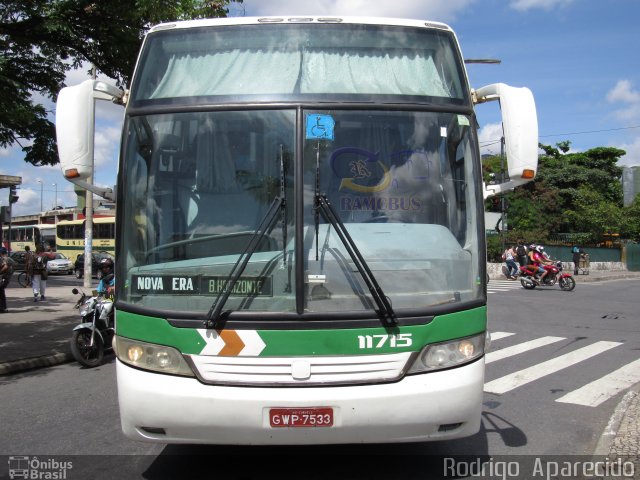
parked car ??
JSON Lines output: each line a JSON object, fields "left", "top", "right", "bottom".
{"left": 74, "top": 252, "right": 114, "bottom": 279}
{"left": 9, "top": 251, "right": 27, "bottom": 271}
{"left": 46, "top": 253, "right": 74, "bottom": 275}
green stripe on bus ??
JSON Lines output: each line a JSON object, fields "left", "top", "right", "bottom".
{"left": 259, "top": 308, "right": 486, "bottom": 356}
{"left": 117, "top": 311, "right": 206, "bottom": 353}
{"left": 116, "top": 307, "right": 486, "bottom": 356}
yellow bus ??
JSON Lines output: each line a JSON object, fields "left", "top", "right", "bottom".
{"left": 2, "top": 224, "right": 56, "bottom": 253}
{"left": 55, "top": 217, "right": 115, "bottom": 263}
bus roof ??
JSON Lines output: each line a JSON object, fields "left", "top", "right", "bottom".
{"left": 149, "top": 16, "right": 452, "bottom": 34}
{"left": 56, "top": 217, "right": 115, "bottom": 225}
{"left": 2, "top": 223, "right": 56, "bottom": 230}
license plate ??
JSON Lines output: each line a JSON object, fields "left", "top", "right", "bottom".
{"left": 269, "top": 407, "right": 334, "bottom": 428}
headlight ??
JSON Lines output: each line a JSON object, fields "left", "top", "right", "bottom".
{"left": 115, "top": 336, "right": 195, "bottom": 377}
{"left": 407, "top": 333, "right": 485, "bottom": 374}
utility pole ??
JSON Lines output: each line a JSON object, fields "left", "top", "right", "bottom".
{"left": 500, "top": 136, "right": 506, "bottom": 253}
{"left": 83, "top": 66, "right": 97, "bottom": 288}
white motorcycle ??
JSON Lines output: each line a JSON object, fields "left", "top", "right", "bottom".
{"left": 69, "top": 288, "right": 114, "bottom": 367}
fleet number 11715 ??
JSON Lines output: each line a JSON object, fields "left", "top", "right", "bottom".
{"left": 357, "top": 333, "right": 412, "bottom": 349}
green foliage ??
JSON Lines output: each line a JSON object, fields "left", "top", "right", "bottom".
{"left": 1, "top": 0, "right": 241, "bottom": 166}
{"left": 485, "top": 235, "right": 503, "bottom": 263}
{"left": 483, "top": 141, "right": 636, "bottom": 244}
{"left": 621, "top": 194, "right": 640, "bottom": 240}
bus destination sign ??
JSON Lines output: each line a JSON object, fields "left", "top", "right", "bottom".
{"left": 131, "top": 275, "right": 273, "bottom": 297}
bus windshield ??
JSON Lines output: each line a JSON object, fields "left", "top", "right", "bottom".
{"left": 131, "top": 22, "right": 468, "bottom": 105}
{"left": 120, "top": 108, "right": 483, "bottom": 316}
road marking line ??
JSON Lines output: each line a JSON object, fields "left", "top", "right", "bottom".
{"left": 555, "top": 358, "right": 640, "bottom": 407}
{"left": 486, "top": 336, "right": 566, "bottom": 364}
{"left": 490, "top": 332, "right": 515, "bottom": 341}
{"left": 484, "top": 341, "right": 622, "bottom": 394}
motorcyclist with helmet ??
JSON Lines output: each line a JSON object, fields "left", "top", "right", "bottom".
{"left": 527, "top": 244, "right": 553, "bottom": 284}
{"left": 96, "top": 257, "right": 115, "bottom": 297}
{"left": 95, "top": 257, "right": 115, "bottom": 327}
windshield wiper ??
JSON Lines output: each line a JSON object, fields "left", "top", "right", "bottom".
{"left": 314, "top": 194, "right": 397, "bottom": 326}
{"left": 205, "top": 146, "right": 289, "bottom": 329}
{"left": 205, "top": 196, "right": 284, "bottom": 329}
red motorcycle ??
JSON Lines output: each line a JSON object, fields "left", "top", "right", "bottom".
{"left": 519, "top": 261, "right": 576, "bottom": 291}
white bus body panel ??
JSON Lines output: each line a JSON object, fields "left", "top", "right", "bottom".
{"left": 117, "top": 358, "right": 484, "bottom": 444}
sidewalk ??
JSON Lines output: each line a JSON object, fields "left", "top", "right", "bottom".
{"left": 0, "top": 283, "right": 84, "bottom": 375}
{"left": 1, "top": 271, "right": 639, "bottom": 462}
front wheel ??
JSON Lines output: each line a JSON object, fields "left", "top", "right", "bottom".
{"left": 74, "top": 268, "right": 83, "bottom": 279}
{"left": 521, "top": 278, "right": 536, "bottom": 289}
{"left": 559, "top": 276, "right": 576, "bottom": 291}
{"left": 70, "top": 329, "right": 104, "bottom": 367}
{"left": 17, "top": 272, "right": 31, "bottom": 288}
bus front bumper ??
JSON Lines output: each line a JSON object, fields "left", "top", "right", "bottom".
{"left": 117, "top": 358, "right": 484, "bottom": 445}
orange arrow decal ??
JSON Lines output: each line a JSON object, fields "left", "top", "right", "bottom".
{"left": 218, "top": 329, "right": 245, "bottom": 356}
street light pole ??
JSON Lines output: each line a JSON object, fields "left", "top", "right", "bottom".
{"left": 52, "top": 183, "right": 57, "bottom": 224}
{"left": 37, "top": 180, "right": 43, "bottom": 212}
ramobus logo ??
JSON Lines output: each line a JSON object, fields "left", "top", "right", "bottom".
{"left": 8, "top": 456, "right": 72, "bottom": 479}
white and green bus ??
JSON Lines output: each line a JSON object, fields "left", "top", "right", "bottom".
{"left": 56, "top": 16, "right": 538, "bottom": 444}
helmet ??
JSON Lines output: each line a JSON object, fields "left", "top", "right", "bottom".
{"left": 99, "top": 257, "right": 114, "bottom": 270}
{"left": 529, "top": 244, "right": 536, "bottom": 250}
{"left": 538, "top": 246, "right": 545, "bottom": 252}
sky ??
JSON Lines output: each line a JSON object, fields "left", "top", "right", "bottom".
{"left": 2, "top": 0, "right": 640, "bottom": 217}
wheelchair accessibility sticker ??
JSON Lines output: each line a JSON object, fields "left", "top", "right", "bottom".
{"left": 306, "top": 114, "right": 335, "bottom": 140}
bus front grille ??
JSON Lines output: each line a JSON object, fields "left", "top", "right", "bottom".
{"left": 187, "top": 352, "right": 413, "bottom": 386}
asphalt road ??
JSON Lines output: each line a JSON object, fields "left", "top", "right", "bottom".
{"left": 0, "top": 278, "right": 638, "bottom": 479}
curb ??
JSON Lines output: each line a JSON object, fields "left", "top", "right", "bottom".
{"left": 0, "top": 351, "right": 73, "bottom": 376}
{"left": 592, "top": 383, "right": 640, "bottom": 460}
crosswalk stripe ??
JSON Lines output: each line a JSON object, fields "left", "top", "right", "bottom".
{"left": 485, "top": 336, "right": 566, "bottom": 364}
{"left": 488, "top": 281, "right": 522, "bottom": 293}
{"left": 555, "top": 358, "right": 640, "bottom": 407}
{"left": 490, "top": 332, "right": 515, "bottom": 341}
{"left": 484, "top": 341, "right": 623, "bottom": 394}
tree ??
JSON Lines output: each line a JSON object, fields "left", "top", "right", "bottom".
{"left": 1, "top": 0, "right": 240, "bottom": 166}
{"left": 483, "top": 141, "right": 631, "bottom": 245}
{"left": 621, "top": 194, "right": 640, "bottom": 241}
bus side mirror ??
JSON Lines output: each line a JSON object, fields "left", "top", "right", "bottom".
{"left": 474, "top": 83, "right": 538, "bottom": 198}
{"left": 55, "top": 80, "right": 125, "bottom": 201}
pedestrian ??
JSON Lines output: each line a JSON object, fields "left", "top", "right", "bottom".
{"left": 23, "top": 245, "right": 34, "bottom": 287}
{"left": 572, "top": 245, "right": 581, "bottom": 275}
{"left": 502, "top": 246, "right": 519, "bottom": 279}
{"left": 515, "top": 241, "right": 528, "bottom": 268}
{"left": 0, "top": 247, "right": 14, "bottom": 313}
{"left": 30, "top": 244, "right": 49, "bottom": 302}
